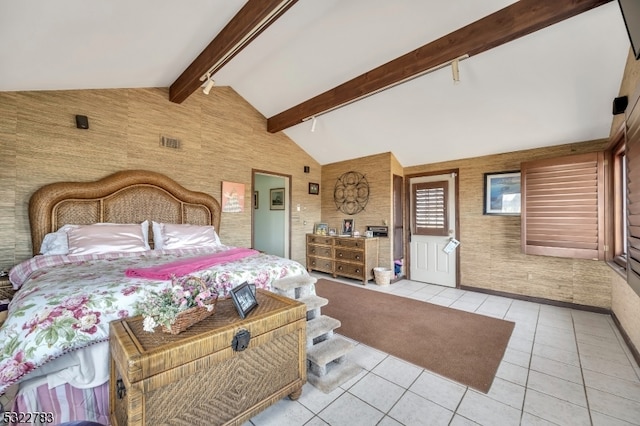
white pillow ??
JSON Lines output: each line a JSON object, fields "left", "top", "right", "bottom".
{"left": 40, "top": 221, "right": 150, "bottom": 255}
{"left": 67, "top": 222, "right": 149, "bottom": 255}
{"left": 39, "top": 224, "right": 77, "bottom": 255}
{"left": 152, "top": 222, "right": 221, "bottom": 250}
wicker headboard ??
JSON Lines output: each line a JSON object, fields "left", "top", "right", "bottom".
{"left": 28, "top": 170, "right": 222, "bottom": 255}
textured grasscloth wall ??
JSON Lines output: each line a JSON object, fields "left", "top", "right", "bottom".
{"left": 0, "top": 87, "right": 321, "bottom": 268}
{"left": 404, "top": 140, "right": 612, "bottom": 309}
{"left": 321, "top": 153, "right": 394, "bottom": 270}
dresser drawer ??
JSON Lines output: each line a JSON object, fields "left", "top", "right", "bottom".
{"left": 334, "top": 248, "right": 364, "bottom": 262}
{"left": 334, "top": 237, "right": 365, "bottom": 249}
{"left": 307, "top": 235, "right": 333, "bottom": 245}
{"left": 307, "top": 245, "right": 332, "bottom": 258}
{"left": 335, "top": 262, "right": 366, "bottom": 279}
{"left": 307, "top": 257, "right": 334, "bottom": 274}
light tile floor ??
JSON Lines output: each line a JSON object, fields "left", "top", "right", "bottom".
{"left": 247, "top": 274, "right": 640, "bottom": 426}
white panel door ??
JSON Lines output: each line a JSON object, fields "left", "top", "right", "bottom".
{"left": 409, "top": 173, "right": 457, "bottom": 287}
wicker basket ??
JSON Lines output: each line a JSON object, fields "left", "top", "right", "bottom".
{"left": 162, "top": 295, "right": 218, "bottom": 335}
{"left": 373, "top": 267, "right": 392, "bottom": 286}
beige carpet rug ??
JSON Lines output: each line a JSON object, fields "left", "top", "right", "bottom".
{"left": 315, "top": 279, "right": 515, "bottom": 393}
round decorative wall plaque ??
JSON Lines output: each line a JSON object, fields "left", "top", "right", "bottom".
{"left": 333, "top": 171, "right": 369, "bottom": 215}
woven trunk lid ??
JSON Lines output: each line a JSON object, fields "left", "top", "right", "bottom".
{"left": 110, "top": 289, "right": 306, "bottom": 384}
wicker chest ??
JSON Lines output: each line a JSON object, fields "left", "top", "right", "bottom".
{"left": 109, "top": 289, "right": 307, "bottom": 426}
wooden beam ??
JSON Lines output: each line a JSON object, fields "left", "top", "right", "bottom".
{"left": 170, "top": 0, "right": 298, "bottom": 104}
{"left": 267, "top": 0, "right": 612, "bottom": 133}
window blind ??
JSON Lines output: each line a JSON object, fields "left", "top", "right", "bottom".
{"left": 521, "top": 152, "right": 604, "bottom": 260}
{"left": 413, "top": 181, "right": 448, "bottom": 236}
{"left": 626, "top": 92, "right": 640, "bottom": 295}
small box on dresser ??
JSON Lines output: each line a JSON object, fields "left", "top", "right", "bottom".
{"left": 109, "top": 289, "right": 307, "bottom": 426}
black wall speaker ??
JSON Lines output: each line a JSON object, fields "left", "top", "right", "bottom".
{"left": 613, "top": 96, "right": 628, "bottom": 115}
{"left": 75, "top": 115, "right": 89, "bottom": 129}
{"left": 304, "top": 166, "right": 310, "bottom": 173}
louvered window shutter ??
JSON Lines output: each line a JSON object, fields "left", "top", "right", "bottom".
{"left": 521, "top": 152, "right": 604, "bottom": 260}
{"left": 413, "top": 181, "right": 448, "bottom": 236}
{"left": 626, "top": 93, "right": 640, "bottom": 294}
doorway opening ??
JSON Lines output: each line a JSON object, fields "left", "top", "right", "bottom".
{"left": 252, "top": 170, "right": 291, "bottom": 258}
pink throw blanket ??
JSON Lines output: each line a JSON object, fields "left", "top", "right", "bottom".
{"left": 125, "top": 248, "right": 259, "bottom": 280}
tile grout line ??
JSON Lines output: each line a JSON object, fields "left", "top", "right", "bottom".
{"left": 571, "top": 309, "right": 594, "bottom": 426}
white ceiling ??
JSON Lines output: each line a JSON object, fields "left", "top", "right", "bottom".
{"left": 0, "top": 0, "right": 631, "bottom": 166}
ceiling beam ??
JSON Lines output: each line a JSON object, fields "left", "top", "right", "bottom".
{"left": 170, "top": 0, "right": 298, "bottom": 104}
{"left": 267, "top": 0, "right": 612, "bottom": 133}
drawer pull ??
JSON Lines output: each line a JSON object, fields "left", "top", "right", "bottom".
{"left": 338, "top": 253, "right": 343, "bottom": 257}
{"left": 355, "top": 255, "right": 360, "bottom": 260}
{"left": 310, "top": 248, "right": 316, "bottom": 254}
{"left": 338, "top": 266, "right": 343, "bottom": 271}
{"left": 355, "top": 269, "right": 361, "bottom": 273}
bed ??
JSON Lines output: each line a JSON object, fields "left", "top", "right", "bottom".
{"left": 0, "top": 170, "right": 309, "bottom": 425}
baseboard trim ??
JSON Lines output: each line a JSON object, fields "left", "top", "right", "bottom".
{"left": 611, "top": 312, "right": 640, "bottom": 369}
{"left": 459, "top": 285, "right": 640, "bottom": 367}
{"left": 458, "top": 285, "right": 611, "bottom": 315}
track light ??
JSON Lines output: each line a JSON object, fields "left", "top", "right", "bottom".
{"left": 202, "top": 73, "right": 215, "bottom": 95}
{"left": 311, "top": 117, "right": 317, "bottom": 132}
{"left": 451, "top": 59, "right": 460, "bottom": 84}
{"left": 301, "top": 54, "right": 469, "bottom": 123}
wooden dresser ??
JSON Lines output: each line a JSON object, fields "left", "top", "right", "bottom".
{"left": 306, "top": 234, "right": 379, "bottom": 284}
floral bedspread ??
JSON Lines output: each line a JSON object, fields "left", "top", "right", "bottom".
{"left": 0, "top": 246, "right": 308, "bottom": 395}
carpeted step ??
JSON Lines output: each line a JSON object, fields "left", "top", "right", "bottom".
{"left": 299, "top": 295, "right": 328, "bottom": 311}
{"left": 299, "top": 295, "right": 328, "bottom": 320}
{"left": 307, "top": 335, "right": 355, "bottom": 369}
{"left": 271, "top": 275, "right": 317, "bottom": 299}
{"left": 307, "top": 315, "right": 341, "bottom": 343}
{"left": 307, "top": 359, "right": 362, "bottom": 394}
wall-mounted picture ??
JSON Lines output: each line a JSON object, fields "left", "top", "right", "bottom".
{"left": 230, "top": 282, "right": 258, "bottom": 319}
{"left": 314, "top": 222, "right": 329, "bottom": 235}
{"left": 253, "top": 191, "right": 259, "bottom": 209}
{"left": 341, "top": 218, "right": 354, "bottom": 235}
{"left": 483, "top": 171, "right": 521, "bottom": 215}
{"left": 221, "top": 181, "right": 245, "bottom": 213}
{"left": 309, "top": 182, "right": 320, "bottom": 195}
{"left": 329, "top": 228, "right": 337, "bottom": 236}
{"left": 270, "top": 188, "right": 285, "bottom": 210}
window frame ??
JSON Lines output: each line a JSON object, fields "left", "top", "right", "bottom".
{"left": 611, "top": 127, "right": 627, "bottom": 269}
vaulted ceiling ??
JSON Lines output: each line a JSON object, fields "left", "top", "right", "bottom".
{"left": 0, "top": 0, "right": 631, "bottom": 166}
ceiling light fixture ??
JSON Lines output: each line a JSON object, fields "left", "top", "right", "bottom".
{"left": 451, "top": 59, "right": 460, "bottom": 84}
{"left": 202, "top": 73, "right": 215, "bottom": 95}
{"left": 302, "top": 116, "right": 318, "bottom": 133}
{"left": 301, "top": 54, "right": 470, "bottom": 123}
{"left": 198, "top": 0, "right": 296, "bottom": 84}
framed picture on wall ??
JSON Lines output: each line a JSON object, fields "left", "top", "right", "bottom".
{"left": 483, "top": 171, "right": 521, "bottom": 215}
{"left": 309, "top": 182, "right": 319, "bottom": 195}
{"left": 221, "top": 181, "right": 245, "bottom": 213}
{"left": 270, "top": 188, "right": 285, "bottom": 210}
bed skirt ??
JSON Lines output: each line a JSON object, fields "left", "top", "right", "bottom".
{"left": 10, "top": 381, "right": 109, "bottom": 425}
